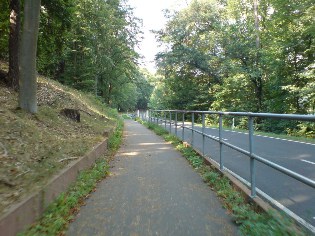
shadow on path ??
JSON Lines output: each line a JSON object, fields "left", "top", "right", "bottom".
{"left": 67, "top": 120, "right": 239, "bottom": 236}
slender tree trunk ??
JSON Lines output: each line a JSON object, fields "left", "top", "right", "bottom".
{"left": 8, "top": 0, "right": 20, "bottom": 91}
{"left": 95, "top": 75, "right": 98, "bottom": 96}
{"left": 108, "top": 83, "right": 112, "bottom": 105}
{"left": 19, "top": 0, "right": 41, "bottom": 113}
{"left": 253, "top": 0, "right": 263, "bottom": 111}
{"left": 253, "top": 0, "right": 260, "bottom": 52}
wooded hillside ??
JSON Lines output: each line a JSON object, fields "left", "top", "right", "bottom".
{"left": 0, "top": 0, "right": 153, "bottom": 112}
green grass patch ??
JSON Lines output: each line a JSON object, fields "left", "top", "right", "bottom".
{"left": 108, "top": 118, "right": 124, "bottom": 154}
{"left": 18, "top": 117, "right": 124, "bottom": 236}
{"left": 139, "top": 120, "right": 308, "bottom": 236}
{"left": 121, "top": 114, "right": 131, "bottom": 119}
{"left": 18, "top": 158, "right": 110, "bottom": 236}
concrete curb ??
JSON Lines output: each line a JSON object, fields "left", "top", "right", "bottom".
{"left": 189, "top": 144, "right": 274, "bottom": 213}
{"left": 202, "top": 153, "right": 273, "bottom": 212}
{"left": 0, "top": 138, "right": 108, "bottom": 236}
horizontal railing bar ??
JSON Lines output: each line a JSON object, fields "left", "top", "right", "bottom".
{"left": 148, "top": 110, "right": 315, "bottom": 230}
{"left": 223, "top": 164, "right": 315, "bottom": 233}
{"left": 178, "top": 124, "right": 220, "bottom": 142}
{"left": 252, "top": 153, "right": 315, "bottom": 188}
{"left": 153, "top": 110, "right": 315, "bottom": 121}
{"left": 151, "top": 111, "right": 315, "bottom": 189}
{"left": 205, "top": 130, "right": 315, "bottom": 189}
{"left": 185, "top": 126, "right": 193, "bottom": 131}
{"left": 204, "top": 133, "right": 219, "bottom": 142}
{"left": 221, "top": 139, "right": 250, "bottom": 156}
{"left": 193, "top": 129, "right": 203, "bottom": 135}
{"left": 192, "top": 126, "right": 315, "bottom": 188}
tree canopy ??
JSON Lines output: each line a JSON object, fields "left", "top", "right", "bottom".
{"left": 0, "top": 0, "right": 153, "bottom": 112}
{"left": 151, "top": 0, "right": 314, "bottom": 134}
{"left": 1, "top": 0, "right": 314, "bottom": 123}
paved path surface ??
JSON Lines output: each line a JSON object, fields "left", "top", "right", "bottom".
{"left": 67, "top": 120, "right": 239, "bottom": 236}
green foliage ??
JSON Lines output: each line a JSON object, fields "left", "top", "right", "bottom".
{"left": 135, "top": 70, "right": 154, "bottom": 110}
{"left": 121, "top": 114, "right": 132, "bottom": 119}
{"left": 108, "top": 116, "right": 124, "bottom": 153}
{"left": 0, "top": 1, "right": 9, "bottom": 59}
{"left": 147, "top": 122, "right": 169, "bottom": 136}
{"left": 0, "top": 0, "right": 153, "bottom": 111}
{"left": 149, "top": 81, "right": 170, "bottom": 109}
{"left": 37, "top": 0, "right": 75, "bottom": 77}
{"left": 152, "top": 0, "right": 315, "bottom": 135}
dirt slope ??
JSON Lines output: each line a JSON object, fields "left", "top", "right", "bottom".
{"left": 0, "top": 65, "right": 117, "bottom": 215}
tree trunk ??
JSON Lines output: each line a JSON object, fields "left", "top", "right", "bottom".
{"left": 253, "top": 0, "right": 263, "bottom": 112}
{"left": 8, "top": 0, "right": 20, "bottom": 91}
{"left": 19, "top": 0, "right": 41, "bottom": 113}
{"left": 108, "top": 83, "right": 112, "bottom": 105}
{"left": 253, "top": 0, "right": 260, "bottom": 52}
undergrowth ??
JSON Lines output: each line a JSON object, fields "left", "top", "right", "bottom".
{"left": 108, "top": 118, "right": 124, "bottom": 154}
{"left": 18, "top": 118, "right": 124, "bottom": 236}
{"left": 139, "top": 120, "right": 308, "bottom": 236}
{"left": 121, "top": 114, "right": 132, "bottom": 119}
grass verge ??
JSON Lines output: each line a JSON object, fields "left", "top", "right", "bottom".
{"left": 18, "top": 118, "right": 124, "bottom": 236}
{"left": 138, "top": 119, "right": 308, "bottom": 236}
{"left": 121, "top": 114, "right": 132, "bottom": 119}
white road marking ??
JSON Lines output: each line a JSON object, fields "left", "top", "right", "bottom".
{"left": 183, "top": 124, "right": 315, "bottom": 146}
{"left": 215, "top": 128, "right": 315, "bottom": 146}
{"left": 301, "top": 159, "right": 315, "bottom": 165}
{"left": 208, "top": 135, "right": 228, "bottom": 141}
{"left": 255, "top": 134, "right": 315, "bottom": 146}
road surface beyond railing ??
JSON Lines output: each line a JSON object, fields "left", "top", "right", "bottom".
{"left": 136, "top": 109, "right": 315, "bottom": 233}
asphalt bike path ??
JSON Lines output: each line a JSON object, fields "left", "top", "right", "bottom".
{"left": 67, "top": 120, "right": 239, "bottom": 236}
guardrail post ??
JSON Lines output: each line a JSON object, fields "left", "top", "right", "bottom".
{"left": 182, "top": 112, "right": 185, "bottom": 141}
{"left": 249, "top": 116, "right": 256, "bottom": 197}
{"left": 202, "top": 113, "right": 205, "bottom": 156}
{"left": 160, "top": 111, "right": 162, "bottom": 124}
{"left": 169, "top": 111, "right": 172, "bottom": 133}
{"left": 219, "top": 114, "right": 223, "bottom": 171}
{"left": 159, "top": 111, "right": 161, "bottom": 125}
{"left": 148, "top": 110, "right": 151, "bottom": 122}
{"left": 175, "top": 112, "right": 178, "bottom": 136}
{"left": 164, "top": 112, "right": 167, "bottom": 130}
{"left": 191, "top": 113, "right": 194, "bottom": 148}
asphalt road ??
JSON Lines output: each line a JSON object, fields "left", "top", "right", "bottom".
{"left": 157, "top": 119, "right": 315, "bottom": 228}
{"left": 67, "top": 120, "right": 239, "bottom": 236}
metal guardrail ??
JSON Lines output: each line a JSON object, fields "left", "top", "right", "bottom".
{"left": 137, "top": 109, "right": 315, "bottom": 232}
{"left": 146, "top": 110, "right": 315, "bottom": 196}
